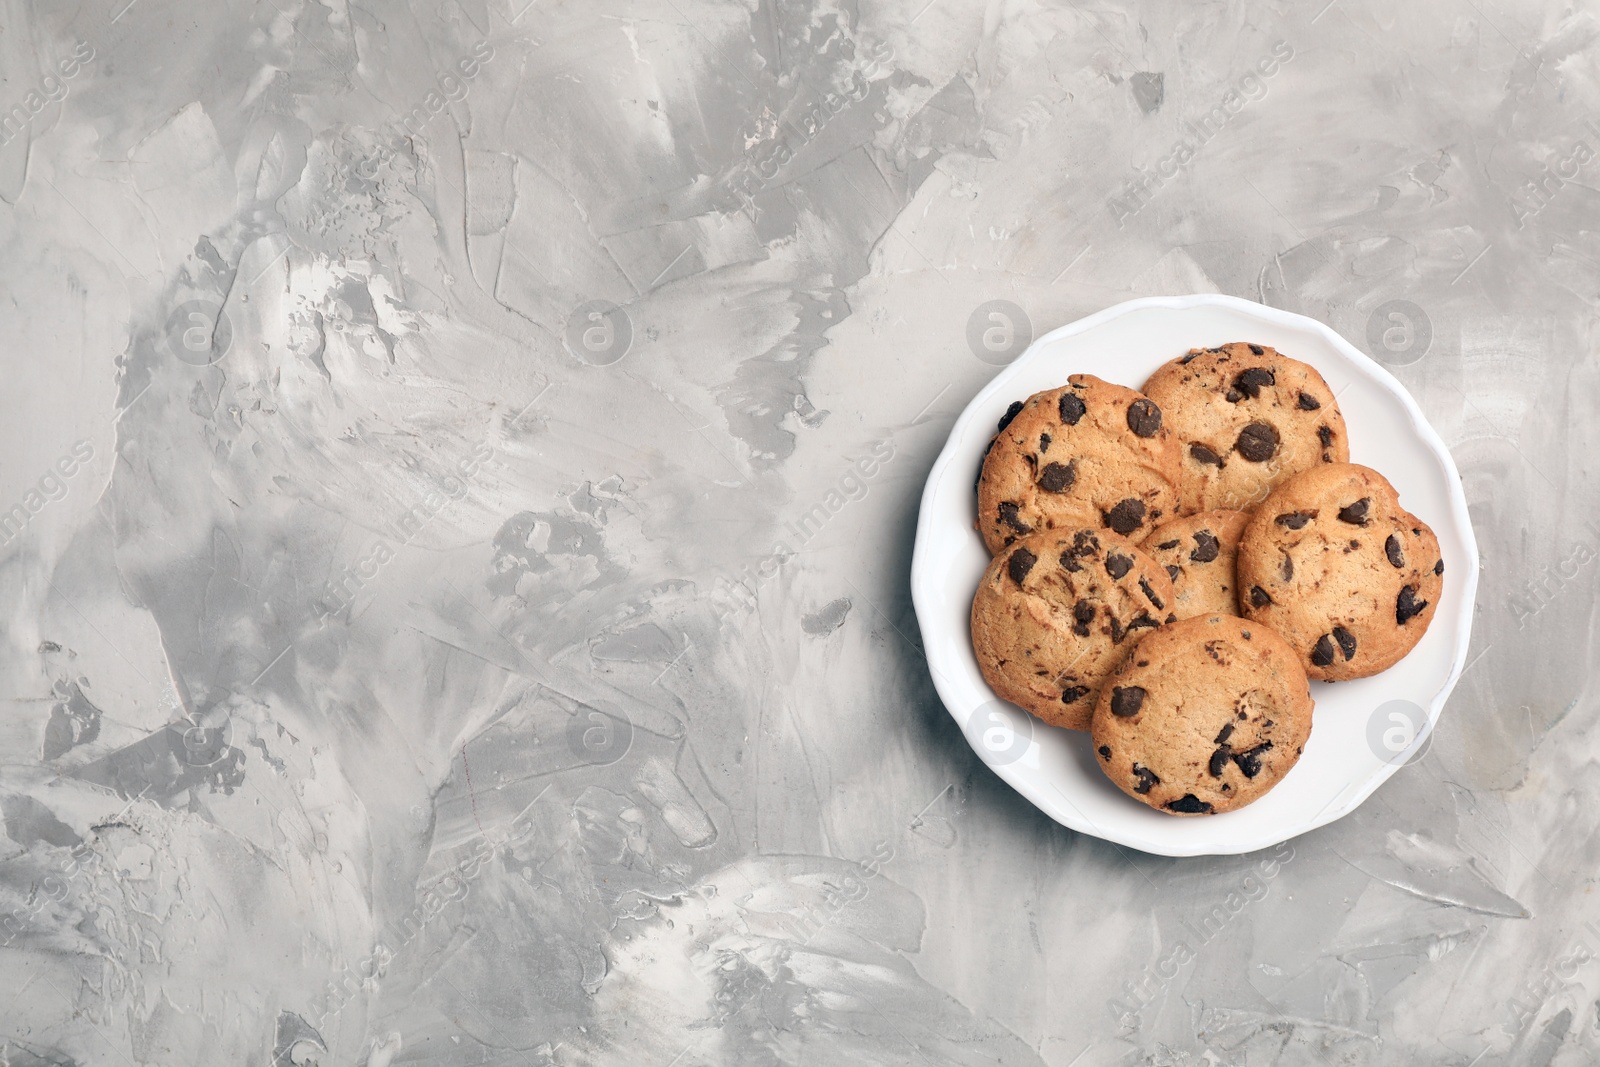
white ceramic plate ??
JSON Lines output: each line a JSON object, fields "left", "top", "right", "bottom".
{"left": 911, "top": 294, "right": 1478, "bottom": 857}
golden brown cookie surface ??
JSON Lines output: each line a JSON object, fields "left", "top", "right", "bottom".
{"left": 1236, "top": 463, "right": 1443, "bottom": 681}
{"left": 1140, "top": 509, "right": 1251, "bottom": 621}
{"left": 970, "top": 527, "right": 1175, "bottom": 731}
{"left": 976, "top": 375, "right": 1180, "bottom": 555}
{"left": 1142, "top": 342, "right": 1349, "bottom": 513}
{"left": 1090, "top": 614, "right": 1313, "bottom": 815}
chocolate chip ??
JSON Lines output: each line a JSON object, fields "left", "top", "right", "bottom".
{"left": 998, "top": 502, "right": 1031, "bottom": 533}
{"left": 1166, "top": 564, "right": 1181, "bottom": 582}
{"left": 1126, "top": 612, "right": 1160, "bottom": 634}
{"left": 1311, "top": 634, "right": 1336, "bottom": 667}
{"left": 1126, "top": 399, "right": 1162, "bottom": 437}
{"left": 1104, "top": 497, "right": 1146, "bottom": 535}
{"left": 1105, "top": 553, "right": 1133, "bottom": 579}
{"left": 1397, "top": 586, "right": 1428, "bottom": 624}
{"left": 1318, "top": 425, "right": 1333, "bottom": 448}
{"left": 1333, "top": 625, "right": 1357, "bottom": 660}
{"left": 1180, "top": 352, "right": 1200, "bottom": 364}
{"left": 1156, "top": 539, "right": 1179, "bottom": 550}
{"left": 1059, "top": 392, "right": 1086, "bottom": 425}
{"left": 1039, "top": 432, "right": 1051, "bottom": 452}
{"left": 1108, "top": 617, "right": 1126, "bottom": 644}
{"left": 1208, "top": 746, "right": 1233, "bottom": 777}
{"left": 1385, "top": 534, "right": 1405, "bottom": 568}
{"left": 1190, "top": 530, "right": 1220, "bottom": 563}
{"left": 1338, "top": 498, "right": 1371, "bottom": 525}
{"left": 1189, "top": 443, "right": 1223, "bottom": 466}
{"left": 1007, "top": 547, "right": 1037, "bottom": 585}
{"left": 1139, "top": 577, "right": 1164, "bottom": 609}
{"left": 1280, "top": 554, "right": 1294, "bottom": 581}
{"left": 1214, "top": 723, "right": 1235, "bottom": 744}
{"left": 1297, "top": 391, "right": 1321, "bottom": 411}
{"left": 1166, "top": 794, "right": 1213, "bottom": 814}
{"left": 1248, "top": 343, "right": 1265, "bottom": 355}
{"left": 1132, "top": 764, "right": 1160, "bottom": 794}
{"left": 1062, "top": 685, "right": 1091, "bottom": 704}
{"left": 1434, "top": 558, "right": 1444, "bottom": 576}
{"left": 1110, "top": 686, "right": 1146, "bottom": 717}
{"left": 1059, "top": 529, "right": 1100, "bottom": 573}
{"left": 1233, "top": 741, "right": 1273, "bottom": 778}
{"left": 998, "top": 401, "right": 1024, "bottom": 432}
{"left": 1250, "top": 586, "right": 1272, "bottom": 607}
{"left": 1276, "top": 511, "right": 1315, "bottom": 529}
{"left": 1072, "top": 600, "right": 1095, "bottom": 636}
{"left": 1235, "top": 421, "right": 1280, "bottom": 462}
{"left": 1038, "top": 460, "right": 1076, "bottom": 493}
{"left": 1229, "top": 366, "right": 1276, "bottom": 401}
{"left": 1097, "top": 745, "right": 1111, "bottom": 760}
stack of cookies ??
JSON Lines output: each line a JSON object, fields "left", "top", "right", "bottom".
{"left": 970, "top": 343, "right": 1444, "bottom": 816}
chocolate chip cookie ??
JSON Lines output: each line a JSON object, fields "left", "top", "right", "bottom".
{"left": 971, "top": 526, "right": 1176, "bottom": 731}
{"left": 976, "top": 375, "right": 1180, "bottom": 555}
{"left": 1235, "top": 463, "right": 1444, "bottom": 681}
{"left": 1142, "top": 342, "right": 1350, "bottom": 513}
{"left": 1140, "top": 509, "right": 1251, "bottom": 621}
{"left": 1091, "top": 614, "right": 1313, "bottom": 815}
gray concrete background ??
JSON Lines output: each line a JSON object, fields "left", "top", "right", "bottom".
{"left": 0, "top": 0, "right": 1595, "bottom": 1064}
